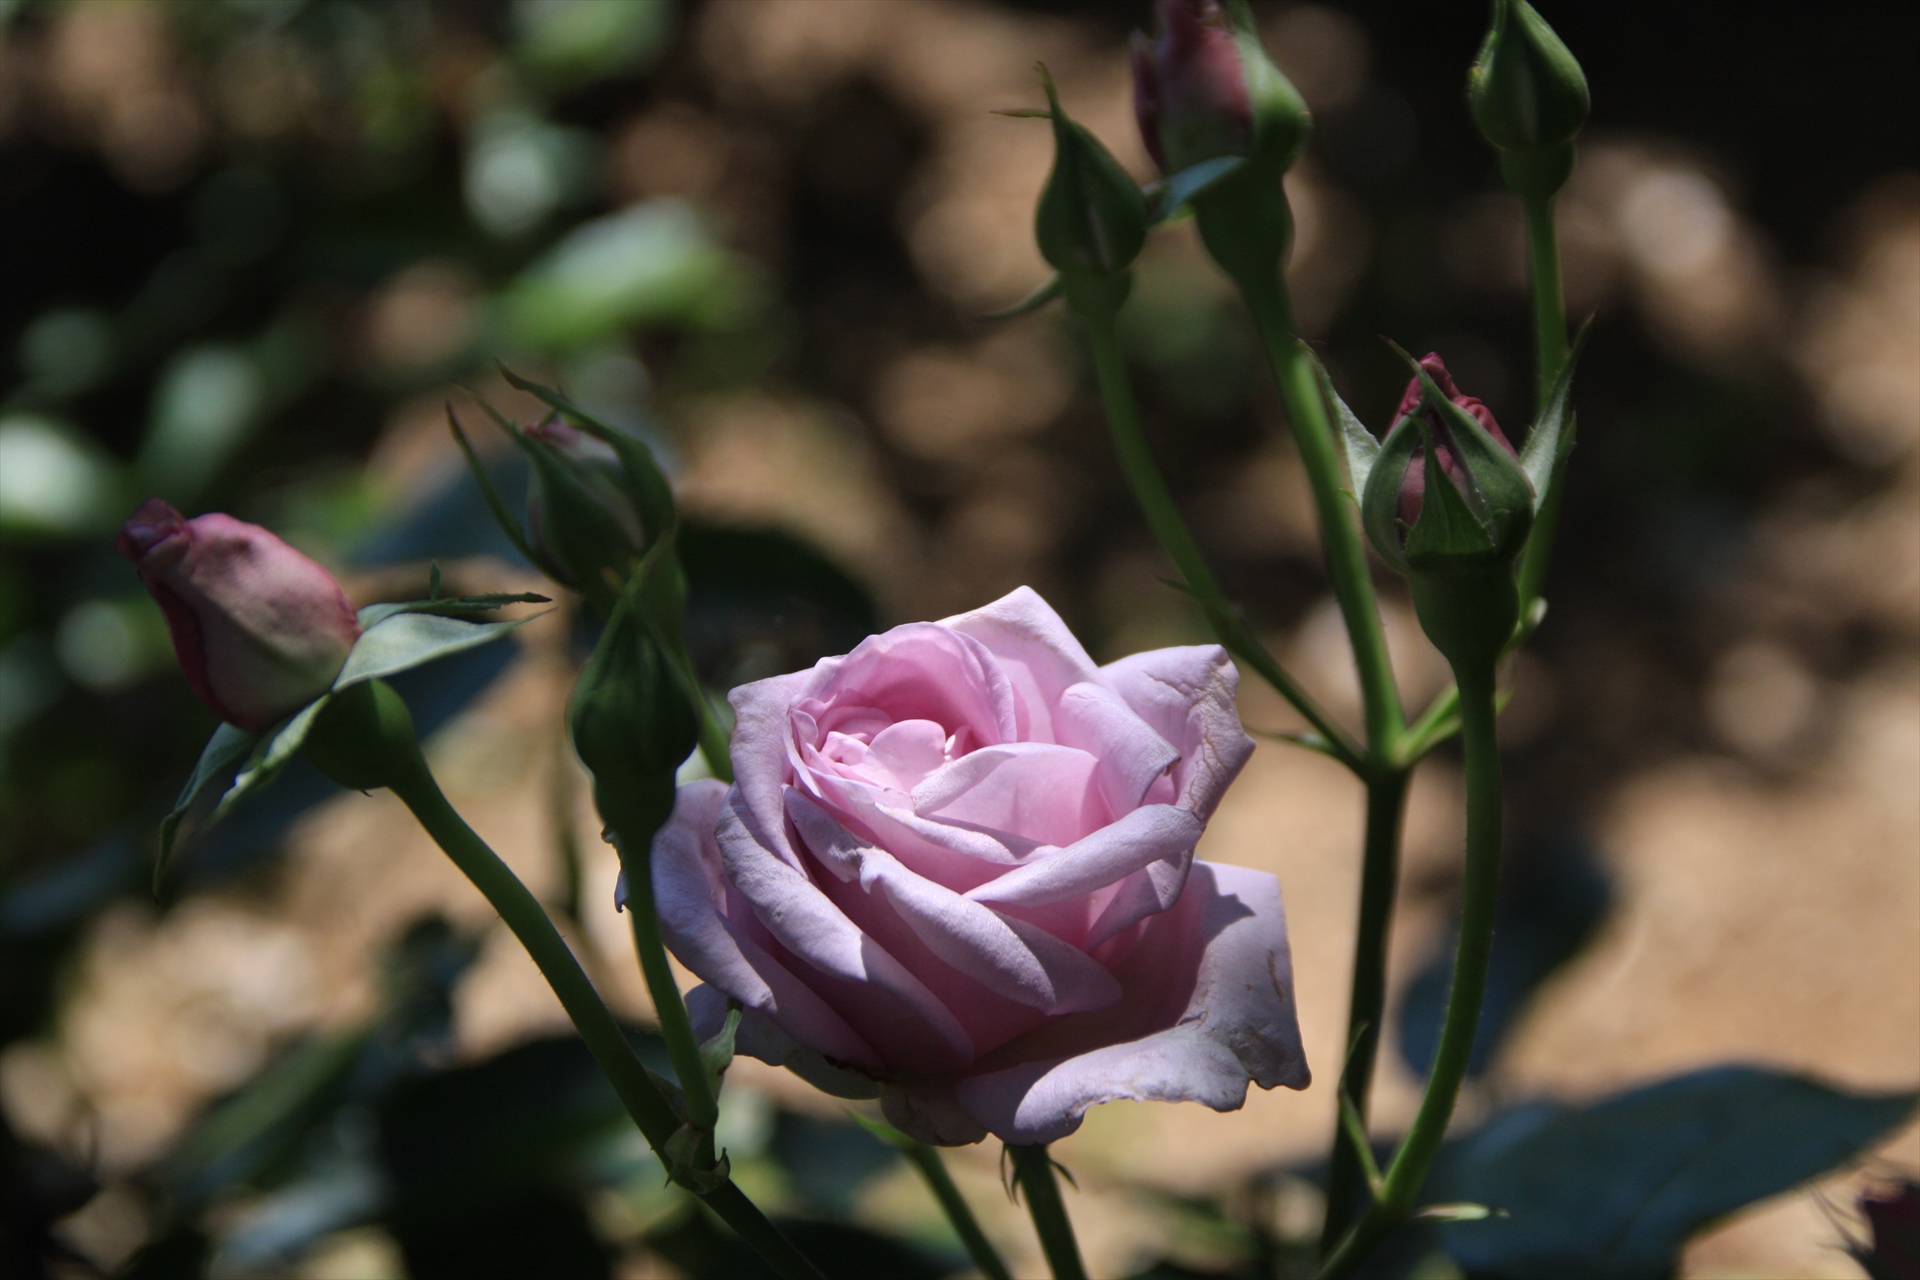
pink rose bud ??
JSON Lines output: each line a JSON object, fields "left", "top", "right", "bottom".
{"left": 1394, "top": 353, "right": 1517, "bottom": 529}
{"left": 1131, "top": 0, "right": 1254, "bottom": 173}
{"left": 649, "top": 587, "right": 1308, "bottom": 1146}
{"left": 117, "top": 499, "right": 361, "bottom": 731}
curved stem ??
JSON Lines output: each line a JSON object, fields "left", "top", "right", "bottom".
{"left": 1516, "top": 192, "right": 1569, "bottom": 614}
{"left": 1317, "top": 770, "right": 1410, "bottom": 1253}
{"left": 620, "top": 838, "right": 719, "bottom": 1131}
{"left": 384, "top": 753, "right": 822, "bottom": 1280}
{"left": 1316, "top": 661, "right": 1504, "bottom": 1280}
{"left": 1008, "top": 1144, "right": 1087, "bottom": 1280}
{"left": 1237, "top": 275, "right": 1405, "bottom": 755}
{"left": 905, "top": 1143, "right": 1013, "bottom": 1280}
{"left": 1081, "top": 307, "right": 1363, "bottom": 771}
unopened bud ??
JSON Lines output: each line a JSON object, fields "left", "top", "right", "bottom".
{"left": 1034, "top": 67, "right": 1149, "bottom": 315}
{"left": 522, "top": 414, "right": 646, "bottom": 603}
{"left": 1469, "top": 0, "right": 1588, "bottom": 198}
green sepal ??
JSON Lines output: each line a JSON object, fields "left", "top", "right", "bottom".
{"left": 1359, "top": 412, "right": 1425, "bottom": 575}
{"left": 983, "top": 274, "right": 1064, "bottom": 321}
{"left": 155, "top": 598, "right": 540, "bottom": 886}
{"left": 1517, "top": 319, "right": 1591, "bottom": 499}
{"left": 497, "top": 365, "right": 678, "bottom": 551}
{"left": 662, "top": 1123, "right": 730, "bottom": 1194}
{"left": 1153, "top": 156, "right": 1243, "bottom": 223}
{"left": 446, "top": 402, "right": 542, "bottom": 569}
{"left": 568, "top": 532, "right": 699, "bottom": 845}
{"left": 1305, "top": 344, "right": 1380, "bottom": 498}
{"left": 1393, "top": 343, "right": 1535, "bottom": 560}
{"left": 1403, "top": 423, "right": 1500, "bottom": 567}
{"left": 698, "top": 1004, "right": 741, "bottom": 1092}
{"left": 1033, "top": 65, "right": 1149, "bottom": 285}
{"left": 1412, "top": 1202, "right": 1499, "bottom": 1223}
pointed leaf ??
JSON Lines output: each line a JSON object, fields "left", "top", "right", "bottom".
{"left": 354, "top": 594, "right": 549, "bottom": 631}
{"left": 1518, "top": 319, "right": 1592, "bottom": 498}
{"left": 157, "top": 722, "right": 261, "bottom": 886}
{"left": 334, "top": 611, "right": 539, "bottom": 691}
{"left": 207, "top": 694, "right": 334, "bottom": 827}
{"left": 1306, "top": 344, "right": 1381, "bottom": 496}
{"left": 983, "top": 274, "right": 1064, "bottom": 320}
{"left": 1436, "top": 1067, "right": 1920, "bottom": 1280}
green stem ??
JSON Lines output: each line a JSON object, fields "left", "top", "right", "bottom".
{"left": 1516, "top": 192, "right": 1569, "bottom": 613}
{"left": 905, "top": 1143, "right": 1013, "bottom": 1280}
{"left": 1237, "top": 275, "right": 1405, "bottom": 755}
{"left": 1317, "top": 770, "right": 1410, "bottom": 1254}
{"left": 1315, "top": 661, "right": 1504, "bottom": 1280}
{"left": 384, "top": 753, "right": 820, "bottom": 1280}
{"left": 1008, "top": 1144, "right": 1087, "bottom": 1280}
{"left": 618, "top": 835, "right": 719, "bottom": 1132}
{"left": 1080, "top": 307, "right": 1362, "bottom": 770}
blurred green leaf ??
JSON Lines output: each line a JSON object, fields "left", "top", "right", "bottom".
{"left": 499, "top": 201, "right": 742, "bottom": 350}
{"left": 0, "top": 416, "right": 124, "bottom": 539}
{"left": 1434, "top": 1066, "right": 1919, "bottom": 1279}
{"left": 513, "top": 0, "right": 676, "bottom": 88}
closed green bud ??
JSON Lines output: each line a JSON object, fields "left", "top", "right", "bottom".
{"left": 523, "top": 415, "right": 648, "bottom": 608}
{"left": 568, "top": 536, "right": 699, "bottom": 845}
{"left": 1361, "top": 353, "right": 1536, "bottom": 667}
{"left": 1469, "top": 0, "right": 1588, "bottom": 199}
{"left": 1034, "top": 66, "right": 1149, "bottom": 317}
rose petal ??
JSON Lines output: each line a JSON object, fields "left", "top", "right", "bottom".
{"left": 728, "top": 669, "right": 820, "bottom": 870}
{"left": 910, "top": 740, "right": 1103, "bottom": 849}
{"left": 1053, "top": 681, "right": 1181, "bottom": 820}
{"left": 805, "top": 623, "right": 1018, "bottom": 749}
{"left": 964, "top": 804, "right": 1201, "bottom": 910}
{"left": 716, "top": 794, "right": 977, "bottom": 1074}
{"left": 1099, "top": 645, "right": 1254, "bottom": 821}
{"left": 951, "top": 861, "right": 1310, "bottom": 1143}
{"left": 941, "top": 586, "right": 1101, "bottom": 743}
{"left": 789, "top": 790, "right": 1122, "bottom": 1017}
{"left": 651, "top": 781, "right": 883, "bottom": 1071}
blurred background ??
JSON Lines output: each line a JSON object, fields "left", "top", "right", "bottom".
{"left": 0, "top": 1, "right": 1915, "bottom": 1276}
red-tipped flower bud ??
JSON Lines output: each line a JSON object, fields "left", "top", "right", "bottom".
{"left": 1131, "top": 0, "right": 1308, "bottom": 178}
{"left": 1392, "top": 354, "right": 1517, "bottom": 531}
{"left": 117, "top": 499, "right": 360, "bottom": 730}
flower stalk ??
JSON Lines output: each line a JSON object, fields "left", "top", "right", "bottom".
{"left": 903, "top": 1142, "right": 1014, "bottom": 1280}
{"left": 1008, "top": 1144, "right": 1089, "bottom": 1280}
{"left": 301, "top": 679, "right": 823, "bottom": 1280}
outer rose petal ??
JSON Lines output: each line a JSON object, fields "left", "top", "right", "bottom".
{"left": 943, "top": 861, "right": 1309, "bottom": 1144}
{"left": 1099, "top": 644, "right": 1254, "bottom": 822}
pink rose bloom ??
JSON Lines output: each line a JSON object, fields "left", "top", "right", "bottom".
{"left": 117, "top": 499, "right": 361, "bottom": 732}
{"left": 652, "top": 587, "right": 1308, "bottom": 1145}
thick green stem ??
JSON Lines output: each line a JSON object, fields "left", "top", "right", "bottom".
{"left": 383, "top": 753, "right": 820, "bottom": 1280}
{"left": 1317, "top": 770, "right": 1410, "bottom": 1254}
{"left": 619, "top": 837, "right": 719, "bottom": 1131}
{"left": 905, "top": 1143, "right": 1013, "bottom": 1280}
{"left": 1516, "top": 192, "right": 1569, "bottom": 613}
{"left": 1238, "top": 275, "right": 1405, "bottom": 755}
{"left": 1316, "top": 661, "right": 1504, "bottom": 1280}
{"left": 1008, "top": 1144, "right": 1087, "bottom": 1280}
{"left": 1081, "top": 306, "right": 1362, "bottom": 769}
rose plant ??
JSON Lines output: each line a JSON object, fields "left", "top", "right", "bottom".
{"left": 649, "top": 587, "right": 1308, "bottom": 1145}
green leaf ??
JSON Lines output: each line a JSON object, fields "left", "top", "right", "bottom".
{"left": 157, "top": 722, "right": 260, "bottom": 887}
{"left": 353, "top": 594, "right": 548, "bottom": 630}
{"left": 1305, "top": 343, "right": 1380, "bottom": 497}
{"left": 1518, "top": 319, "right": 1591, "bottom": 499}
{"left": 334, "top": 610, "right": 539, "bottom": 691}
{"left": 1436, "top": 1066, "right": 1920, "bottom": 1280}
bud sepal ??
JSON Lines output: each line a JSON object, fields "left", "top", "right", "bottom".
{"left": 1034, "top": 65, "right": 1150, "bottom": 321}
